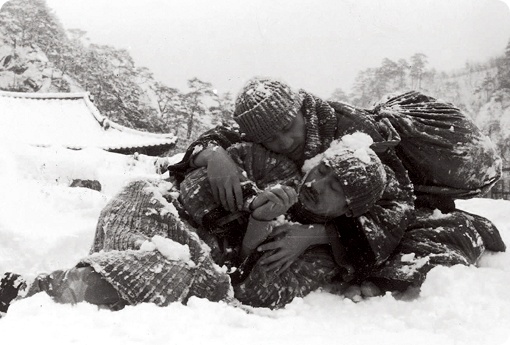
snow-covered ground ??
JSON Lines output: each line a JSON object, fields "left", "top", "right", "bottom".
{"left": 0, "top": 140, "right": 509, "bottom": 345}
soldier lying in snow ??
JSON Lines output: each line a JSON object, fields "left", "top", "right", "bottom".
{"left": 1, "top": 133, "right": 386, "bottom": 310}
{"left": 0, "top": 134, "right": 505, "bottom": 312}
{"left": 165, "top": 76, "right": 505, "bottom": 303}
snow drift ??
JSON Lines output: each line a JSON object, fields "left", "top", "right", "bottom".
{"left": 0, "top": 139, "right": 509, "bottom": 345}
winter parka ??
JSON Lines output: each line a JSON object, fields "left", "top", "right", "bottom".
{"left": 168, "top": 92, "right": 416, "bottom": 271}
{"left": 167, "top": 90, "right": 506, "bottom": 290}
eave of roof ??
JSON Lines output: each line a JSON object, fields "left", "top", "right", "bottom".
{"left": 0, "top": 91, "right": 177, "bottom": 153}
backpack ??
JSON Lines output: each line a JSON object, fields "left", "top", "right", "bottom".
{"left": 369, "top": 91, "right": 502, "bottom": 199}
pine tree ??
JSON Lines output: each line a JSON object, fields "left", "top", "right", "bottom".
{"left": 328, "top": 88, "right": 349, "bottom": 103}
{"left": 182, "top": 78, "right": 215, "bottom": 139}
{"left": 410, "top": 53, "right": 428, "bottom": 90}
{"left": 396, "top": 59, "right": 409, "bottom": 90}
{"left": 0, "top": 0, "right": 69, "bottom": 91}
{"left": 153, "top": 82, "right": 188, "bottom": 136}
{"left": 497, "top": 38, "right": 510, "bottom": 89}
{"left": 0, "top": 0, "right": 171, "bottom": 132}
{"left": 351, "top": 69, "right": 377, "bottom": 106}
{"left": 0, "top": 0, "right": 66, "bottom": 54}
{"left": 210, "top": 90, "right": 234, "bottom": 127}
{"left": 476, "top": 72, "right": 496, "bottom": 102}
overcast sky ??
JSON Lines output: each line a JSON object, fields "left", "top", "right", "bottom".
{"left": 24, "top": 0, "right": 510, "bottom": 97}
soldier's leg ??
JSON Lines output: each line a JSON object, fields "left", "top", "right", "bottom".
{"left": 368, "top": 209, "right": 487, "bottom": 292}
{"left": 1, "top": 266, "right": 125, "bottom": 314}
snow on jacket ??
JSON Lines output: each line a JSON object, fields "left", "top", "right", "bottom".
{"left": 370, "top": 91, "right": 502, "bottom": 198}
{"left": 168, "top": 91, "right": 415, "bottom": 269}
{"left": 85, "top": 179, "right": 232, "bottom": 306}
{"left": 176, "top": 142, "right": 344, "bottom": 308}
{"left": 367, "top": 208, "right": 506, "bottom": 291}
{"left": 84, "top": 144, "right": 339, "bottom": 309}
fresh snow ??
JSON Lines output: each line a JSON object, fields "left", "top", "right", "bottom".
{"left": 0, "top": 138, "right": 510, "bottom": 345}
{"left": 0, "top": 92, "right": 176, "bottom": 151}
{"left": 150, "top": 235, "right": 194, "bottom": 267}
{"left": 302, "top": 132, "right": 374, "bottom": 173}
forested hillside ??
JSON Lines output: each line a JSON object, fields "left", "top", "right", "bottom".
{"left": 0, "top": 0, "right": 234, "bottom": 151}
{"left": 330, "top": 45, "right": 510, "bottom": 163}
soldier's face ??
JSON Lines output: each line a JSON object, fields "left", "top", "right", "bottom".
{"left": 299, "top": 162, "right": 348, "bottom": 219}
{"left": 261, "top": 109, "right": 306, "bottom": 162}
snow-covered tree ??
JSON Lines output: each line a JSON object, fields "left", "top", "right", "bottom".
{"left": 497, "top": 38, "right": 510, "bottom": 90}
{"left": 0, "top": 0, "right": 171, "bottom": 132}
{"left": 328, "top": 88, "right": 350, "bottom": 103}
{"left": 476, "top": 72, "right": 496, "bottom": 102}
{"left": 410, "top": 53, "right": 428, "bottom": 90}
{"left": 396, "top": 58, "right": 410, "bottom": 90}
{"left": 181, "top": 77, "right": 215, "bottom": 139}
{"left": 209, "top": 90, "right": 234, "bottom": 127}
{"left": 153, "top": 82, "right": 188, "bottom": 136}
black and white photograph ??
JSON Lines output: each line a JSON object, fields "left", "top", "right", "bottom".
{"left": 0, "top": 0, "right": 509, "bottom": 344}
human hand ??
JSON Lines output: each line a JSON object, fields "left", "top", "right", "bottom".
{"left": 241, "top": 217, "right": 273, "bottom": 257}
{"left": 206, "top": 147, "right": 244, "bottom": 212}
{"left": 256, "top": 223, "right": 314, "bottom": 273}
{"left": 250, "top": 185, "right": 298, "bottom": 221}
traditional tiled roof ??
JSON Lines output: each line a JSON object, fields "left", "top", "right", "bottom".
{"left": 0, "top": 91, "right": 176, "bottom": 155}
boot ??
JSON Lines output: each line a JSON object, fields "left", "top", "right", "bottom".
{"left": 2, "top": 266, "right": 126, "bottom": 314}
{"left": 0, "top": 272, "right": 27, "bottom": 314}
{"left": 28, "top": 266, "right": 125, "bottom": 307}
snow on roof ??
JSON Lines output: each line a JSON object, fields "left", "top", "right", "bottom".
{"left": 0, "top": 91, "right": 177, "bottom": 153}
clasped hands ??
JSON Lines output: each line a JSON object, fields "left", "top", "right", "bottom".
{"left": 203, "top": 149, "right": 318, "bottom": 274}
{"left": 246, "top": 186, "right": 317, "bottom": 274}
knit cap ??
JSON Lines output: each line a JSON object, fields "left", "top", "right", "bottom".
{"left": 233, "top": 77, "right": 303, "bottom": 143}
{"left": 302, "top": 132, "right": 387, "bottom": 217}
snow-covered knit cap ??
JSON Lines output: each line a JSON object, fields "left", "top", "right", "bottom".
{"left": 233, "top": 77, "right": 303, "bottom": 143}
{"left": 302, "top": 132, "right": 387, "bottom": 217}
